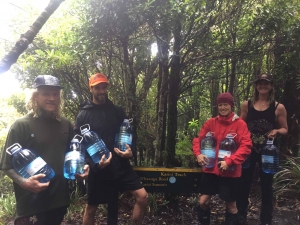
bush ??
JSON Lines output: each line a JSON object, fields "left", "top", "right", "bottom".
{"left": 273, "top": 156, "right": 300, "bottom": 197}
{"left": 0, "top": 172, "right": 16, "bottom": 223}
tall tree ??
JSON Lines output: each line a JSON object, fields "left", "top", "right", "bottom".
{"left": 0, "top": 0, "right": 65, "bottom": 74}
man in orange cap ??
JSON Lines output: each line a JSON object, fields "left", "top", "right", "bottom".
{"left": 74, "top": 73, "right": 148, "bottom": 225}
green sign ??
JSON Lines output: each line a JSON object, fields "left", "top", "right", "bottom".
{"left": 133, "top": 167, "right": 202, "bottom": 193}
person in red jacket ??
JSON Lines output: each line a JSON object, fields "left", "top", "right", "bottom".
{"left": 193, "top": 92, "right": 252, "bottom": 225}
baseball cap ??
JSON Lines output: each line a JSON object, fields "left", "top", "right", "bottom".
{"left": 255, "top": 73, "right": 273, "bottom": 84}
{"left": 33, "top": 75, "right": 63, "bottom": 89}
{"left": 89, "top": 73, "right": 109, "bottom": 88}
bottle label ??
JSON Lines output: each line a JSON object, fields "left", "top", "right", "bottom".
{"left": 65, "top": 151, "right": 81, "bottom": 162}
{"left": 262, "top": 155, "right": 274, "bottom": 164}
{"left": 201, "top": 149, "right": 215, "bottom": 158}
{"left": 25, "top": 157, "right": 47, "bottom": 176}
{"left": 218, "top": 150, "right": 231, "bottom": 159}
{"left": 118, "top": 133, "right": 132, "bottom": 145}
{"left": 87, "top": 142, "right": 108, "bottom": 157}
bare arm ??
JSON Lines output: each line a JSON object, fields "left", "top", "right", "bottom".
{"left": 3, "top": 169, "right": 49, "bottom": 193}
{"left": 3, "top": 169, "right": 26, "bottom": 186}
{"left": 240, "top": 101, "right": 248, "bottom": 121}
{"left": 269, "top": 103, "right": 288, "bottom": 137}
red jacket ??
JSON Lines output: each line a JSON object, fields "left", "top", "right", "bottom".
{"left": 192, "top": 112, "right": 252, "bottom": 178}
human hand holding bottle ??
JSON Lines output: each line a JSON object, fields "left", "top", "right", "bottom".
{"left": 197, "top": 154, "right": 208, "bottom": 166}
{"left": 75, "top": 165, "right": 90, "bottom": 181}
{"left": 114, "top": 144, "right": 133, "bottom": 158}
{"left": 268, "top": 129, "right": 278, "bottom": 138}
{"left": 22, "top": 174, "right": 50, "bottom": 193}
{"left": 99, "top": 152, "right": 112, "bottom": 169}
{"left": 217, "top": 160, "right": 230, "bottom": 171}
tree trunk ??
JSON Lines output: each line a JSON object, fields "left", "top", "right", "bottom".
{"left": 228, "top": 32, "right": 237, "bottom": 94}
{"left": 166, "top": 21, "right": 181, "bottom": 167}
{"left": 211, "top": 77, "right": 219, "bottom": 117}
{"left": 0, "top": 0, "right": 65, "bottom": 74}
{"left": 155, "top": 37, "right": 169, "bottom": 166}
{"left": 121, "top": 37, "right": 139, "bottom": 165}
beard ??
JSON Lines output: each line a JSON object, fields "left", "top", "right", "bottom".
{"left": 36, "top": 107, "right": 59, "bottom": 120}
{"left": 93, "top": 94, "right": 107, "bottom": 104}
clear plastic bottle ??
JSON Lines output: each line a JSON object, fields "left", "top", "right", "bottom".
{"left": 261, "top": 138, "right": 279, "bottom": 174}
{"left": 80, "top": 124, "right": 110, "bottom": 163}
{"left": 114, "top": 119, "right": 133, "bottom": 152}
{"left": 6, "top": 143, "right": 55, "bottom": 183}
{"left": 200, "top": 132, "right": 217, "bottom": 168}
{"left": 218, "top": 134, "right": 237, "bottom": 171}
{"left": 64, "top": 135, "right": 85, "bottom": 180}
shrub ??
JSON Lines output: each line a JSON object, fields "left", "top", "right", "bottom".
{"left": 273, "top": 156, "right": 300, "bottom": 197}
{"left": 0, "top": 172, "right": 16, "bottom": 223}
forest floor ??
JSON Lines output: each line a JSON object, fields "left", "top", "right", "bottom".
{"left": 60, "top": 180, "right": 300, "bottom": 225}
{"left": 6, "top": 180, "right": 300, "bottom": 225}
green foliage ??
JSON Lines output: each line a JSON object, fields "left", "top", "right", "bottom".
{"left": 188, "top": 119, "right": 199, "bottom": 138}
{"left": 0, "top": 99, "right": 22, "bottom": 150}
{"left": 0, "top": 172, "right": 16, "bottom": 223}
{"left": 174, "top": 119, "right": 200, "bottom": 167}
{"left": 147, "top": 193, "right": 158, "bottom": 214}
{"left": 273, "top": 157, "right": 300, "bottom": 197}
{"left": 64, "top": 190, "right": 86, "bottom": 222}
{"left": 7, "top": 93, "right": 27, "bottom": 116}
{"left": 147, "top": 193, "right": 169, "bottom": 215}
{"left": 5, "top": 0, "right": 300, "bottom": 172}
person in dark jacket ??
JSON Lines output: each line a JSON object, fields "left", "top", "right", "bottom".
{"left": 236, "top": 73, "right": 288, "bottom": 225}
{"left": 193, "top": 92, "right": 252, "bottom": 225}
{"left": 74, "top": 73, "right": 148, "bottom": 225}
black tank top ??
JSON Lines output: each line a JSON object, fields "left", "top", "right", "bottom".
{"left": 246, "top": 100, "right": 279, "bottom": 153}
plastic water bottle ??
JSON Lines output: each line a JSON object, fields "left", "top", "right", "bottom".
{"left": 218, "top": 134, "right": 237, "bottom": 171}
{"left": 114, "top": 119, "right": 133, "bottom": 152}
{"left": 64, "top": 135, "right": 85, "bottom": 180}
{"left": 200, "top": 132, "right": 216, "bottom": 168}
{"left": 80, "top": 124, "right": 110, "bottom": 163}
{"left": 6, "top": 143, "right": 55, "bottom": 183}
{"left": 261, "top": 138, "right": 279, "bottom": 174}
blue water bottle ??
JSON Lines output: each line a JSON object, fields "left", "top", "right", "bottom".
{"left": 218, "top": 133, "right": 237, "bottom": 171}
{"left": 64, "top": 135, "right": 85, "bottom": 180}
{"left": 80, "top": 124, "right": 110, "bottom": 163}
{"left": 114, "top": 119, "right": 133, "bottom": 152}
{"left": 261, "top": 138, "right": 279, "bottom": 174}
{"left": 200, "top": 132, "right": 216, "bottom": 168}
{"left": 6, "top": 143, "right": 55, "bottom": 183}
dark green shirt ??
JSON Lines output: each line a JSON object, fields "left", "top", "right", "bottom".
{"left": 0, "top": 113, "right": 74, "bottom": 218}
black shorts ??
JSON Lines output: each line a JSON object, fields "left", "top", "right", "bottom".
{"left": 87, "top": 168, "right": 143, "bottom": 205}
{"left": 200, "top": 173, "right": 239, "bottom": 202}
{"left": 14, "top": 206, "right": 68, "bottom": 225}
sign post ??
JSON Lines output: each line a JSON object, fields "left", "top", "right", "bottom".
{"left": 133, "top": 167, "right": 202, "bottom": 193}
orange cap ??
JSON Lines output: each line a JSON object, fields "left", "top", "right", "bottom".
{"left": 89, "top": 73, "right": 109, "bottom": 88}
